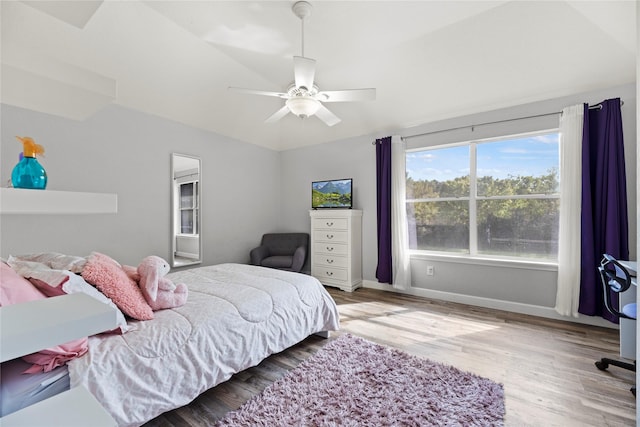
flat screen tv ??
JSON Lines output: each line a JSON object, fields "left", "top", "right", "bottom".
{"left": 312, "top": 178, "right": 352, "bottom": 209}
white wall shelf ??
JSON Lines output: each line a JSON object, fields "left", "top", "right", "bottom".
{"left": 0, "top": 188, "right": 117, "bottom": 214}
{"left": 0, "top": 293, "right": 119, "bottom": 363}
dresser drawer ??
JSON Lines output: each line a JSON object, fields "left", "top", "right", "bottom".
{"left": 315, "top": 254, "right": 348, "bottom": 268}
{"left": 314, "top": 230, "right": 348, "bottom": 243}
{"left": 312, "top": 218, "right": 348, "bottom": 230}
{"left": 313, "top": 242, "right": 347, "bottom": 255}
{"left": 313, "top": 266, "right": 348, "bottom": 282}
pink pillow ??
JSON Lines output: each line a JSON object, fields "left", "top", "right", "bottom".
{"left": 0, "top": 262, "right": 48, "bottom": 306}
{"left": 82, "top": 252, "right": 153, "bottom": 321}
{"left": 0, "top": 262, "right": 88, "bottom": 373}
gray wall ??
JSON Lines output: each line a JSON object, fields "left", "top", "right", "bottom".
{"left": 278, "top": 135, "right": 376, "bottom": 274}
{"left": 1, "top": 82, "right": 636, "bottom": 316}
{"left": 280, "top": 83, "right": 637, "bottom": 315}
{"left": 0, "top": 104, "right": 281, "bottom": 267}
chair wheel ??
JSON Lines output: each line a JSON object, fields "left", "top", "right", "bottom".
{"left": 595, "top": 360, "right": 609, "bottom": 370}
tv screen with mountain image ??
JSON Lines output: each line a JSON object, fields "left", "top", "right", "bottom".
{"left": 312, "top": 179, "right": 352, "bottom": 209}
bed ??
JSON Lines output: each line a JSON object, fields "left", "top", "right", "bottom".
{"left": 1, "top": 261, "right": 340, "bottom": 427}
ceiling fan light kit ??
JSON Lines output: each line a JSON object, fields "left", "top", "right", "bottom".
{"left": 229, "top": 1, "right": 376, "bottom": 126}
{"left": 286, "top": 96, "right": 320, "bottom": 118}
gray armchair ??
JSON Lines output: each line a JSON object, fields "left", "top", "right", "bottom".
{"left": 250, "top": 233, "right": 309, "bottom": 272}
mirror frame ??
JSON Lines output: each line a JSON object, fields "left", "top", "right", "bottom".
{"left": 171, "top": 153, "right": 202, "bottom": 268}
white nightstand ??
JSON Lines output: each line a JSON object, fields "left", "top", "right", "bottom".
{"left": 0, "top": 293, "right": 119, "bottom": 426}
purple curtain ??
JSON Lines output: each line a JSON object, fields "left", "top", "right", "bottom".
{"left": 376, "top": 136, "right": 392, "bottom": 284}
{"left": 579, "top": 98, "right": 628, "bottom": 322}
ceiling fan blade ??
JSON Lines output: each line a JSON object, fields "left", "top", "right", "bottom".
{"left": 316, "top": 88, "right": 376, "bottom": 103}
{"left": 293, "top": 56, "right": 316, "bottom": 90}
{"left": 229, "top": 87, "right": 288, "bottom": 98}
{"left": 314, "top": 103, "right": 341, "bottom": 127}
{"left": 264, "top": 105, "right": 290, "bottom": 124}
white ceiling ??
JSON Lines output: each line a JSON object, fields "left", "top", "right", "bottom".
{"left": 1, "top": 1, "right": 636, "bottom": 151}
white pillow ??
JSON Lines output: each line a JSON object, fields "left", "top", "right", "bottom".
{"left": 62, "top": 271, "right": 132, "bottom": 334}
{"left": 10, "top": 252, "right": 87, "bottom": 274}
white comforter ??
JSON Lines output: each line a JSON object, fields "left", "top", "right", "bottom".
{"left": 68, "top": 263, "right": 340, "bottom": 427}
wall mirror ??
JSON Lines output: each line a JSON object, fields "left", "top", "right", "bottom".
{"left": 171, "top": 153, "right": 202, "bottom": 267}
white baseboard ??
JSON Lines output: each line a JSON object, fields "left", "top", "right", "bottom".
{"left": 175, "top": 251, "right": 198, "bottom": 259}
{"left": 362, "top": 280, "right": 616, "bottom": 329}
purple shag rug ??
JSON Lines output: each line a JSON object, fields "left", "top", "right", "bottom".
{"left": 215, "top": 334, "right": 504, "bottom": 426}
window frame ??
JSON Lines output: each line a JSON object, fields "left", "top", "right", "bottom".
{"left": 406, "top": 129, "right": 560, "bottom": 263}
{"left": 177, "top": 180, "right": 199, "bottom": 236}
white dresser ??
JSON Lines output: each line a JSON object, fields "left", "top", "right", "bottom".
{"left": 310, "top": 209, "right": 362, "bottom": 292}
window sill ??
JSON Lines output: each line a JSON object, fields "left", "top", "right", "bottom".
{"left": 409, "top": 251, "right": 558, "bottom": 271}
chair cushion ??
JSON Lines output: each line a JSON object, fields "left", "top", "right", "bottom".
{"left": 261, "top": 256, "right": 293, "bottom": 269}
{"left": 622, "top": 303, "right": 637, "bottom": 320}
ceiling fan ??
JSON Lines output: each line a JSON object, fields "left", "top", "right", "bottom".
{"left": 229, "top": 1, "right": 376, "bottom": 126}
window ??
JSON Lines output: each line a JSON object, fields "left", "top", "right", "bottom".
{"left": 406, "top": 131, "right": 559, "bottom": 260}
{"left": 179, "top": 181, "right": 198, "bottom": 235}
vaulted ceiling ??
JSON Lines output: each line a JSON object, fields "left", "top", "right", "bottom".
{"left": 1, "top": 1, "right": 635, "bottom": 151}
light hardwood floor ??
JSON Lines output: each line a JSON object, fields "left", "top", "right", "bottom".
{"left": 145, "top": 287, "right": 636, "bottom": 426}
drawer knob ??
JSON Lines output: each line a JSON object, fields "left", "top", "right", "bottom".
{"left": 327, "top": 234, "right": 334, "bottom": 239}
{"left": 326, "top": 271, "right": 333, "bottom": 276}
{"left": 326, "top": 222, "right": 334, "bottom": 226}
{"left": 327, "top": 259, "right": 334, "bottom": 264}
{"left": 326, "top": 247, "right": 334, "bottom": 251}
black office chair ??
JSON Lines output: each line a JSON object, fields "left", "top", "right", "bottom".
{"left": 594, "top": 254, "right": 637, "bottom": 396}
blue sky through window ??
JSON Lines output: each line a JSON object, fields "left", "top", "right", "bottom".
{"left": 406, "top": 133, "right": 559, "bottom": 182}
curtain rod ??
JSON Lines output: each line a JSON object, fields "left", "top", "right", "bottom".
{"left": 372, "top": 99, "right": 624, "bottom": 144}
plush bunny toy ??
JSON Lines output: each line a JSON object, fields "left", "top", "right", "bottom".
{"left": 136, "top": 255, "right": 188, "bottom": 311}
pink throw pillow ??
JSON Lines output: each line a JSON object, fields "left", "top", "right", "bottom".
{"left": 0, "top": 262, "right": 48, "bottom": 306}
{"left": 82, "top": 252, "right": 154, "bottom": 321}
{"left": 0, "top": 262, "right": 89, "bottom": 373}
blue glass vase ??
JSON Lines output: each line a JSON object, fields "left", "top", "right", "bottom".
{"left": 11, "top": 156, "right": 47, "bottom": 189}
